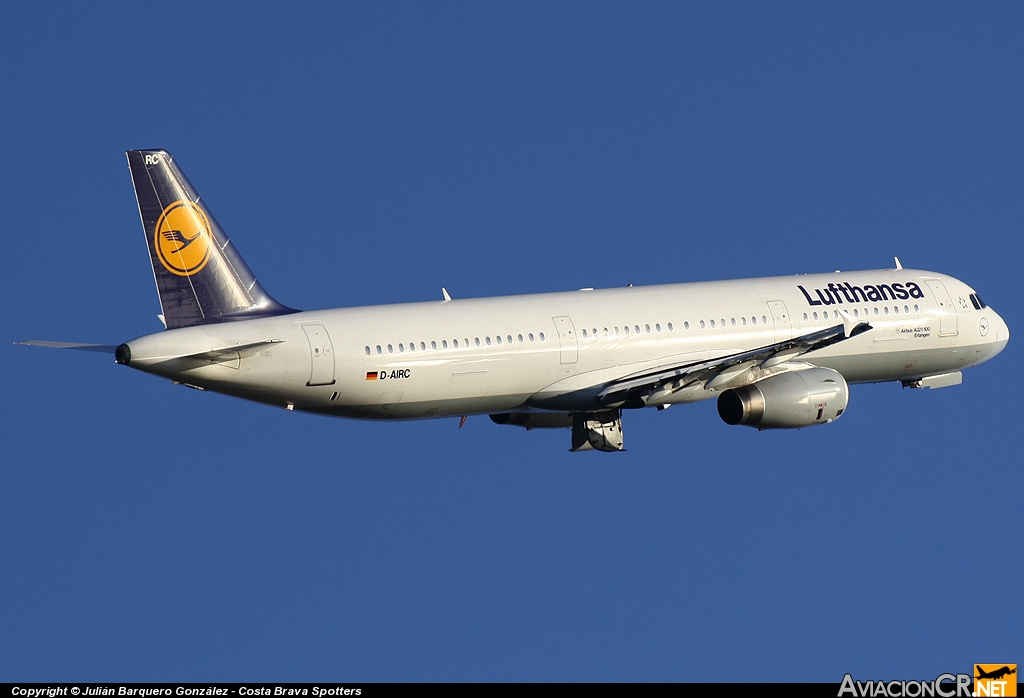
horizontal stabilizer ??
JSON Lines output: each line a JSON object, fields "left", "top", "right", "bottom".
{"left": 16, "top": 341, "right": 118, "bottom": 353}
{"left": 183, "top": 339, "right": 285, "bottom": 362}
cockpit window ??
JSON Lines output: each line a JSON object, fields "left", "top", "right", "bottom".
{"left": 970, "top": 293, "right": 988, "bottom": 310}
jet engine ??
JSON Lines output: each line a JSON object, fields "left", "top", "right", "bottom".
{"left": 717, "top": 367, "right": 848, "bottom": 429}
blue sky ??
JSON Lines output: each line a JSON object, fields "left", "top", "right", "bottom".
{"left": 1, "top": 2, "right": 1021, "bottom": 681}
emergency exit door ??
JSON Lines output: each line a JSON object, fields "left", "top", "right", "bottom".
{"left": 303, "top": 324, "right": 336, "bottom": 386}
{"left": 766, "top": 300, "right": 792, "bottom": 342}
{"left": 926, "top": 280, "right": 959, "bottom": 337}
{"left": 552, "top": 316, "right": 579, "bottom": 364}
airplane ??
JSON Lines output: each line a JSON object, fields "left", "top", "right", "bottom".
{"left": 18, "top": 150, "right": 1010, "bottom": 452}
{"left": 975, "top": 666, "right": 1016, "bottom": 681}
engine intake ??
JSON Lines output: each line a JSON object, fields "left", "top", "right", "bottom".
{"left": 717, "top": 367, "right": 848, "bottom": 429}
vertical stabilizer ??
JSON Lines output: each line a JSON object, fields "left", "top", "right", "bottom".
{"left": 126, "top": 150, "right": 297, "bottom": 329}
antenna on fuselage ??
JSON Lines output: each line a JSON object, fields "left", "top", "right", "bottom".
{"left": 894, "top": 256, "right": 903, "bottom": 270}
{"left": 442, "top": 288, "right": 452, "bottom": 302}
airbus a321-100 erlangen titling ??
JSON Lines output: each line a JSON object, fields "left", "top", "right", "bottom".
{"left": 19, "top": 150, "right": 1010, "bottom": 452}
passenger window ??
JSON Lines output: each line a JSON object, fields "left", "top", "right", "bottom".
{"left": 884, "top": 307, "right": 890, "bottom": 315}
{"left": 376, "top": 345, "right": 382, "bottom": 354}
{"left": 485, "top": 337, "right": 491, "bottom": 346}
{"left": 741, "top": 317, "right": 747, "bottom": 326}
{"left": 399, "top": 343, "right": 405, "bottom": 352}
{"left": 655, "top": 323, "right": 661, "bottom": 332}
{"left": 581, "top": 329, "right": 587, "bottom": 338}
{"left": 751, "top": 317, "right": 757, "bottom": 325}
{"left": 731, "top": 318, "right": 736, "bottom": 327}
{"left": 474, "top": 338, "right": 480, "bottom": 346}
{"left": 914, "top": 305, "right": 919, "bottom": 313}
{"left": 496, "top": 335, "right": 502, "bottom": 344}
{"left": 667, "top": 323, "right": 674, "bottom": 331}
{"left": 624, "top": 325, "right": 630, "bottom": 335}
{"left": 387, "top": 344, "right": 393, "bottom": 353}
{"left": 873, "top": 308, "right": 879, "bottom": 316}
{"left": 682, "top": 322, "right": 688, "bottom": 330}
{"left": 420, "top": 342, "right": 426, "bottom": 351}
{"left": 442, "top": 340, "right": 448, "bottom": 349}
{"left": 539, "top": 332, "right": 546, "bottom": 341}
{"left": 635, "top": 325, "right": 640, "bottom": 334}
{"left": 645, "top": 324, "right": 650, "bottom": 333}
{"left": 904, "top": 305, "right": 909, "bottom": 314}
{"left": 507, "top": 335, "right": 513, "bottom": 344}
{"left": 853, "top": 309, "right": 859, "bottom": 317}
{"left": 710, "top": 319, "right": 716, "bottom": 328}
{"left": 364, "top": 346, "right": 371, "bottom": 355}
{"left": 893, "top": 306, "right": 899, "bottom": 315}
{"left": 700, "top": 320, "right": 706, "bottom": 329}
{"left": 720, "top": 318, "right": 726, "bottom": 327}
{"left": 803, "top": 313, "right": 808, "bottom": 321}
{"left": 431, "top": 341, "right": 437, "bottom": 349}
{"left": 454, "top": 339, "right": 460, "bottom": 348}
{"left": 813, "top": 312, "right": 818, "bottom": 320}
{"left": 762, "top": 316, "right": 768, "bottom": 324}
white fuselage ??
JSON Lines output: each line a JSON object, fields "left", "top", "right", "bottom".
{"left": 122, "top": 268, "right": 1009, "bottom": 419}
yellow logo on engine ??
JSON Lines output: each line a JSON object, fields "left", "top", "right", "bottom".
{"left": 154, "top": 200, "right": 212, "bottom": 276}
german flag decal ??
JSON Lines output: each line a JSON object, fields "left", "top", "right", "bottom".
{"left": 365, "top": 371, "right": 378, "bottom": 380}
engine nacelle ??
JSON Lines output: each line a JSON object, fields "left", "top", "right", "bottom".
{"left": 717, "top": 367, "right": 849, "bottom": 429}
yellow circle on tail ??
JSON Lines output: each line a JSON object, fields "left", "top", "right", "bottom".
{"left": 154, "top": 200, "right": 212, "bottom": 276}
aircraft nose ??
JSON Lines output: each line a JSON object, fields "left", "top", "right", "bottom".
{"left": 987, "top": 310, "right": 1009, "bottom": 357}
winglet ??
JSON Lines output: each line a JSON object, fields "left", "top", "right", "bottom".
{"left": 894, "top": 256, "right": 903, "bottom": 270}
{"left": 442, "top": 288, "right": 452, "bottom": 302}
{"left": 836, "top": 309, "right": 859, "bottom": 338}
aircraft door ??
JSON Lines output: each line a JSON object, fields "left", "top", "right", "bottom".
{"left": 766, "top": 300, "right": 792, "bottom": 342}
{"left": 926, "top": 280, "right": 959, "bottom": 336}
{"left": 302, "top": 324, "right": 336, "bottom": 386}
{"left": 552, "top": 316, "right": 579, "bottom": 364}
{"left": 447, "top": 369, "right": 489, "bottom": 412}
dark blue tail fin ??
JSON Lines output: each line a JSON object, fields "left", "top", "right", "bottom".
{"left": 127, "top": 150, "right": 297, "bottom": 329}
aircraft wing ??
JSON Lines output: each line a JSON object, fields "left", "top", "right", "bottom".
{"left": 596, "top": 320, "right": 872, "bottom": 404}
